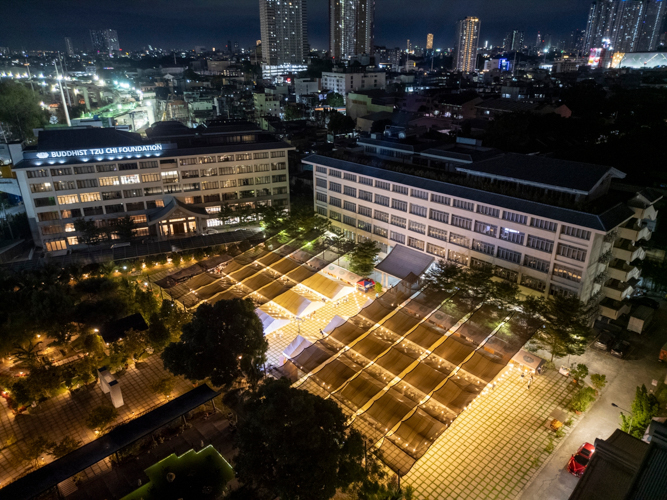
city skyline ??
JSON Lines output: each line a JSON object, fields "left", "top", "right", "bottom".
{"left": 1, "top": 0, "right": 593, "bottom": 53}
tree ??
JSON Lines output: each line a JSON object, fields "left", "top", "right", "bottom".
{"left": 423, "top": 259, "right": 460, "bottom": 292}
{"left": 217, "top": 203, "right": 238, "bottom": 228}
{"left": 491, "top": 280, "right": 520, "bottom": 308}
{"left": 590, "top": 373, "right": 607, "bottom": 391}
{"left": 621, "top": 384, "right": 660, "bottom": 438}
{"left": 152, "top": 377, "right": 176, "bottom": 399}
{"left": 569, "top": 363, "right": 589, "bottom": 385}
{"left": 523, "top": 294, "right": 591, "bottom": 362}
{"left": 0, "top": 80, "right": 47, "bottom": 141}
{"left": 161, "top": 299, "right": 267, "bottom": 387}
{"left": 569, "top": 387, "right": 596, "bottom": 413}
{"left": 458, "top": 267, "right": 495, "bottom": 311}
{"left": 21, "top": 436, "right": 53, "bottom": 468}
{"left": 86, "top": 405, "right": 118, "bottom": 434}
{"left": 326, "top": 92, "right": 345, "bottom": 108}
{"left": 257, "top": 204, "right": 286, "bottom": 232}
{"left": 73, "top": 218, "right": 101, "bottom": 245}
{"left": 327, "top": 111, "right": 355, "bottom": 141}
{"left": 326, "top": 234, "right": 355, "bottom": 265}
{"left": 284, "top": 105, "right": 303, "bottom": 121}
{"left": 158, "top": 300, "right": 190, "bottom": 341}
{"left": 50, "top": 436, "right": 82, "bottom": 459}
{"left": 113, "top": 216, "right": 136, "bottom": 241}
{"left": 233, "top": 378, "right": 365, "bottom": 500}
{"left": 146, "top": 314, "right": 171, "bottom": 350}
{"left": 348, "top": 240, "right": 380, "bottom": 276}
{"left": 12, "top": 340, "right": 43, "bottom": 368}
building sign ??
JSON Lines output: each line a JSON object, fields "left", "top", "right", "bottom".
{"left": 588, "top": 48, "right": 603, "bottom": 69}
{"left": 25, "top": 143, "right": 175, "bottom": 162}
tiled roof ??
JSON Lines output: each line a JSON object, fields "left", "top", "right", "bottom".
{"left": 304, "top": 154, "right": 635, "bottom": 232}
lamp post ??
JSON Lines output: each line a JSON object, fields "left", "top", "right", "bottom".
{"left": 611, "top": 402, "right": 631, "bottom": 413}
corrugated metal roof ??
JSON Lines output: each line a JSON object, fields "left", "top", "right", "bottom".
{"left": 305, "top": 154, "right": 634, "bottom": 231}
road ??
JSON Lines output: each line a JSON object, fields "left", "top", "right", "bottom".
{"left": 518, "top": 300, "right": 667, "bottom": 500}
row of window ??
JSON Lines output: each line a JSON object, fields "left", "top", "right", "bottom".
{"left": 178, "top": 151, "right": 285, "bottom": 166}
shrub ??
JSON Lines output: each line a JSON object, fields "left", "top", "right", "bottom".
{"left": 169, "top": 253, "right": 182, "bottom": 265}
{"left": 545, "top": 437, "right": 555, "bottom": 453}
{"left": 193, "top": 248, "right": 206, "bottom": 261}
{"left": 591, "top": 373, "right": 607, "bottom": 391}
{"left": 621, "top": 384, "right": 660, "bottom": 438}
{"left": 156, "top": 254, "right": 168, "bottom": 266}
{"left": 569, "top": 386, "right": 597, "bottom": 413}
{"left": 181, "top": 252, "right": 194, "bottom": 262}
{"left": 375, "top": 282, "right": 383, "bottom": 294}
{"left": 86, "top": 405, "right": 118, "bottom": 434}
{"left": 570, "top": 363, "right": 589, "bottom": 384}
{"left": 152, "top": 377, "right": 176, "bottom": 398}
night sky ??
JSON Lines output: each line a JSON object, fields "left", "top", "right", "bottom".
{"left": 1, "top": 0, "right": 591, "bottom": 52}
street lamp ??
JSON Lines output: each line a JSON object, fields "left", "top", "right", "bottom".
{"left": 611, "top": 402, "right": 631, "bottom": 413}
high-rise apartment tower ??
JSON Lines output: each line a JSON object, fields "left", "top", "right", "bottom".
{"left": 329, "top": 0, "right": 375, "bottom": 60}
{"left": 455, "top": 17, "right": 481, "bottom": 72}
{"left": 259, "top": 0, "right": 309, "bottom": 66}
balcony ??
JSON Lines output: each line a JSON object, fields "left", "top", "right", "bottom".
{"left": 612, "top": 239, "right": 646, "bottom": 262}
{"left": 607, "top": 259, "right": 641, "bottom": 282}
{"left": 602, "top": 278, "right": 635, "bottom": 302}
{"left": 618, "top": 219, "right": 651, "bottom": 243}
{"left": 629, "top": 204, "right": 658, "bottom": 222}
{"left": 599, "top": 297, "right": 631, "bottom": 321}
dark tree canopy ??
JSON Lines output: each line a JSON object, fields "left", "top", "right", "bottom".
{"left": 161, "top": 299, "right": 267, "bottom": 387}
{"left": 348, "top": 240, "right": 380, "bottom": 276}
{"left": 0, "top": 80, "right": 47, "bottom": 141}
{"left": 233, "top": 378, "right": 365, "bottom": 500}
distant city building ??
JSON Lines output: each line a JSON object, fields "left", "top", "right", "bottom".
{"left": 259, "top": 0, "right": 309, "bottom": 75}
{"left": 455, "top": 17, "right": 481, "bottom": 72}
{"left": 329, "top": 0, "right": 375, "bottom": 61}
{"left": 426, "top": 33, "right": 434, "bottom": 51}
{"left": 568, "top": 28, "right": 586, "bottom": 53}
{"left": 64, "top": 37, "right": 74, "bottom": 57}
{"left": 321, "top": 68, "right": 386, "bottom": 97}
{"left": 503, "top": 30, "right": 524, "bottom": 52}
{"left": 89, "top": 29, "right": 120, "bottom": 54}
{"left": 585, "top": 0, "right": 666, "bottom": 52}
{"left": 406, "top": 39, "right": 411, "bottom": 52}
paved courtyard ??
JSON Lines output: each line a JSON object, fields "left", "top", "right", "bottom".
{"left": 0, "top": 355, "right": 192, "bottom": 487}
{"left": 404, "top": 366, "right": 579, "bottom": 500}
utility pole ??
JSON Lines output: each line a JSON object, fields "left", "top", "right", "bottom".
{"left": 53, "top": 61, "right": 71, "bottom": 126}
{"left": 59, "top": 54, "right": 72, "bottom": 107}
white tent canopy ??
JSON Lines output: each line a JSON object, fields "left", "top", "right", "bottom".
{"left": 273, "top": 290, "right": 326, "bottom": 318}
{"left": 301, "top": 273, "right": 355, "bottom": 301}
{"left": 321, "top": 263, "right": 363, "bottom": 286}
{"left": 281, "top": 335, "right": 312, "bottom": 365}
{"left": 255, "top": 308, "right": 290, "bottom": 336}
{"left": 323, "top": 315, "right": 347, "bottom": 334}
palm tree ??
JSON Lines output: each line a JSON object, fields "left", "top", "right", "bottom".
{"left": 12, "top": 340, "right": 43, "bottom": 368}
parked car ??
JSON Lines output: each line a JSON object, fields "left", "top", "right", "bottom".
{"left": 593, "top": 331, "right": 616, "bottom": 351}
{"left": 567, "top": 442, "right": 595, "bottom": 477}
{"left": 610, "top": 340, "right": 631, "bottom": 359}
{"left": 203, "top": 228, "right": 220, "bottom": 235}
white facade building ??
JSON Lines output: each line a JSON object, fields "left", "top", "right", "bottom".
{"left": 304, "top": 153, "right": 660, "bottom": 320}
{"left": 321, "top": 70, "right": 386, "bottom": 97}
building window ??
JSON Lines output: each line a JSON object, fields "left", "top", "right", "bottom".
{"left": 139, "top": 160, "right": 158, "bottom": 169}
{"left": 254, "top": 152, "right": 270, "bottom": 160}
{"left": 200, "top": 180, "right": 219, "bottom": 190}
{"left": 54, "top": 181, "right": 76, "bottom": 191}
{"left": 180, "top": 158, "right": 198, "bottom": 166}
{"left": 121, "top": 174, "right": 141, "bottom": 185}
{"left": 374, "top": 225, "right": 388, "bottom": 238}
{"left": 83, "top": 206, "right": 103, "bottom": 216}
{"left": 96, "top": 164, "right": 118, "bottom": 173}
{"left": 500, "top": 227, "right": 525, "bottom": 245}
{"left": 411, "top": 189, "right": 429, "bottom": 200}
{"left": 392, "top": 199, "right": 408, "bottom": 212}
{"left": 358, "top": 220, "right": 372, "bottom": 232}
{"left": 102, "top": 191, "right": 122, "bottom": 201}
{"left": 553, "top": 264, "right": 582, "bottom": 283}
{"left": 374, "top": 210, "right": 389, "bottom": 223}
{"left": 449, "top": 232, "right": 470, "bottom": 248}
{"left": 144, "top": 186, "right": 163, "bottom": 196}
{"left": 408, "top": 237, "right": 424, "bottom": 251}
{"left": 57, "top": 194, "right": 79, "bottom": 205}
{"left": 105, "top": 204, "right": 124, "bottom": 214}
{"left": 164, "top": 184, "right": 181, "bottom": 194}
{"left": 527, "top": 235, "right": 554, "bottom": 253}
{"left": 38, "top": 211, "right": 60, "bottom": 222}
{"left": 502, "top": 211, "right": 527, "bottom": 225}
{"left": 391, "top": 215, "right": 407, "bottom": 228}
{"left": 316, "top": 178, "right": 327, "bottom": 188}
{"left": 126, "top": 202, "right": 145, "bottom": 211}
{"left": 428, "top": 226, "right": 448, "bottom": 241}
{"left": 99, "top": 176, "right": 120, "bottom": 187}
{"left": 329, "top": 197, "right": 342, "bottom": 208}
{"left": 317, "top": 206, "right": 327, "bottom": 216}
{"left": 219, "top": 166, "right": 236, "bottom": 175}
{"left": 521, "top": 275, "right": 546, "bottom": 292}
{"left": 390, "top": 231, "right": 405, "bottom": 244}
{"left": 271, "top": 151, "right": 286, "bottom": 158}
{"left": 344, "top": 201, "right": 356, "bottom": 212}
{"left": 375, "top": 194, "right": 390, "bottom": 207}
{"left": 315, "top": 166, "right": 327, "bottom": 174}
{"left": 472, "top": 239, "right": 495, "bottom": 256}
{"left": 27, "top": 169, "right": 49, "bottom": 178}
{"left": 236, "top": 153, "right": 253, "bottom": 161}
{"left": 60, "top": 209, "right": 81, "bottom": 219}
{"left": 218, "top": 154, "right": 234, "bottom": 162}
{"left": 531, "top": 217, "right": 557, "bottom": 232}
{"left": 221, "top": 179, "right": 237, "bottom": 188}
{"left": 80, "top": 192, "right": 101, "bottom": 203}
{"left": 45, "top": 240, "right": 67, "bottom": 252}
{"left": 448, "top": 250, "right": 468, "bottom": 265}
{"left": 496, "top": 246, "right": 521, "bottom": 264}
{"left": 392, "top": 185, "right": 408, "bottom": 195}
{"left": 375, "top": 180, "right": 390, "bottom": 190}
{"left": 239, "top": 177, "right": 255, "bottom": 186}
{"left": 34, "top": 197, "right": 56, "bottom": 208}
{"left": 343, "top": 173, "right": 357, "bottom": 182}
{"left": 161, "top": 171, "right": 179, "bottom": 184}
{"left": 473, "top": 220, "right": 497, "bottom": 237}
{"left": 358, "top": 205, "right": 372, "bottom": 217}
{"left": 549, "top": 284, "right": 577, "bottom": 298}
{"left": 330, "top": 210, "right": 341, "bottom": 221}
{"left": 523, "top": 255, "right": 550, "bottom": 273}
{"left": 123, "top": 189, "right": 143, "bottom": 199}
{"left": 238, "top": 165, "right": 254, "bottom": 174}
{"left": 50, "top": 168, "right": 73, "bottom": 177}
{"left": 561, "top": 225, "right": 591, "bottom": 241}
{"left": 201, "top": 168, "right": 218, "bottom": 177}
{"left": 451, "top": 215, "right": 473, "bottom": 230}
{"left": 328, "top": 169, "right": 342, "bottom": 178}
{"left": 470, "top": 258, "right": 492, "bottom": 271}
{"left": 343, "top": 186, "right": 357, "bottom": 197}
{"left": 358, "top": 190, "right": 373, "bottom": 201}
{"left": 358, "top": 176, "right": 373, "bottom": 186}
{"left": 76, "top": 179, "right": 98, "bottom": 189}
{"left": 181, "top": 169, "right": 200, "bottom": 179}
{"left": 431, "top": 194, "right": 451, "bottom": 205}
{"left": 316, "top": 192, "right": 328, "bottom": 203}
{"left": 409, "top": 204, "right": 427, "bottom": 218}
{"left": 452, "top": 199, "right": 474, "bottom": 211}
{"left": 118, "top": 162, "right": 138, "bottom": 171}
{"left": 429, "top": 209, "right": 449, "bottom": 224}
{"left": 494, "top": 266, "right": 518, "bottom": 283}
{"left": 426, "top": 243, "right": 446, "bottom": 258}
{"left": 408, "top": 220, "right": 426, "bottom": 234}
{"left": 30, "top": 183, "right": 53, "bottom": 193}
{"left": 476, "top": 205, "right": 500, "bottom": 218}
{"left": 557, "top": 243, "right": 587, "bottom": 262}
{"left": 329, "top": 182, "right": 342, "bottom": 193}
{"left": 254, "top": 164, "right": 270, "bottom": 173}
{"left": 73, "top": 165, "right": 96, "bottom": 174}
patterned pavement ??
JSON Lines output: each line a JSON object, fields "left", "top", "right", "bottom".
{"left": 404, "top": 367, "right": 578, "bottom": 500}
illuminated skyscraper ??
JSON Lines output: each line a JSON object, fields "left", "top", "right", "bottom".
{"left": 637, "top": 0, "right": 667, "bottom": 51}
{"left": 455, "top": 17, "right": 481, "bottom": 72}
{"left": 89, "top": 29, "right": 120, "bottom": 54}
{"left": 426, "top": 33, "right": 434, "bottom": 50}
{"left": 329, "top": 0, "right": 375, "bottom": 60}
{"left": 64, "top": 37, "right": 74, "bottom": 57}
{"left": 614, "top": 0, "right": 646, "bottom": 52}
{"left": 259, "top": 0, "right": 309, "bottom": 66}
{"left": 503, "top": 30, "right": 524, "bottom": 52}
{"left": 584, "top": 0, "right": 619, "bottom": 50}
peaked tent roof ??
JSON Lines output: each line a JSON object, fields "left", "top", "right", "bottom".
{"left": 375, "top": 244, "right": 434, "bottom": 280}
{"left": 255, "top": 308, "right": 290, "bottom": 336}
{"left": 301, "top": 273, "right": 354, "bottom": 301}
{"left": 272, "top": 290, "right": 326, "bottom": 318}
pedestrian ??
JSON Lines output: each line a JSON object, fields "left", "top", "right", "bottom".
{"left": 521, "top": 371, "right": 525, "bottom": 379}
{"left": 319, "top": 328, "right": 324, "bottom": 336}
{"left": 527, "top": 376, "right": 533, "bottom": 390}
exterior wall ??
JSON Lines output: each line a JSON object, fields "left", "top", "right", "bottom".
{"left": 18, "top": 148, "right": 291, "bottom": 251}
{"left": 321, "top": 71, "right": 387, "bottom": 98}
{"left": 311, "top": 160, "right": 617, "bottom": 301}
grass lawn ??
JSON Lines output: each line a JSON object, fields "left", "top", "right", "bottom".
{"left": 121, "top": 446, "right": 234, "bottom": 500}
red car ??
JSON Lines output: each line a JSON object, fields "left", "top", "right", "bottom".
{"left": 567, "top": 442, "right": 595, "bottom": 477}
